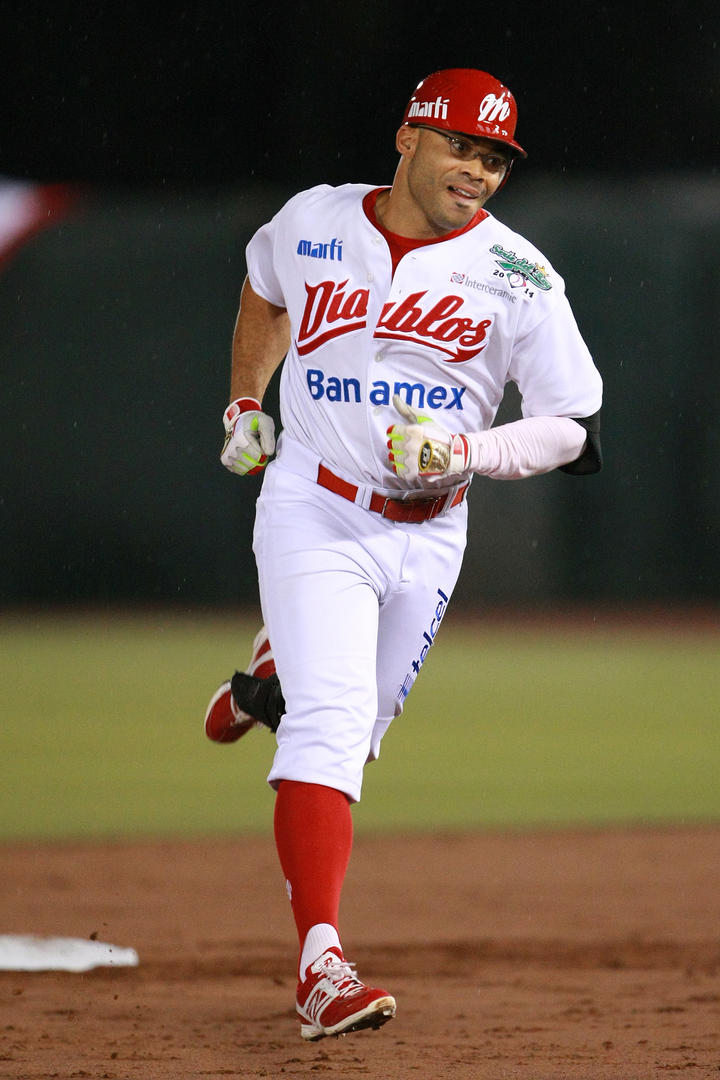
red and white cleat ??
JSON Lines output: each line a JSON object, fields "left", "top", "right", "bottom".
{"left": 204, "top": 626, "right": 275, "bottom": 743}
{"left": 245, "top": 625, "right": 276, "bottom": 681}
{"left": 296, "top": 947, "right": 396, "bottom": 1041}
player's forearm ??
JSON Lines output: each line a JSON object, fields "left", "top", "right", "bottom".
{"left": 467, "top": 416, "right": 587, "bottom": 479}
{"left": 229, "top": 277, "right": 290, "bottom": 404}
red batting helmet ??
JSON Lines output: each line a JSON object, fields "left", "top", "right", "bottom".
{"left": 402, "top": 68, "right": 527, "bottom": 158}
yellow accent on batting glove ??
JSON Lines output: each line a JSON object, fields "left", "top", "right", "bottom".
{"left": 221, "top": 397, "right": 276, "bottom": 476}
{"left": 386, "top": 394, "right": 471, "bottom": 483}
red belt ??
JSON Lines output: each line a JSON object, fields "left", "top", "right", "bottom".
{"left": 317, "top": 464, "right": 468, "bottom": 524}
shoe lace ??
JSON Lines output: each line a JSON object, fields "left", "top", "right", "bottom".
{"left": 323, "top": 956, "right": 363, "bottom": 996}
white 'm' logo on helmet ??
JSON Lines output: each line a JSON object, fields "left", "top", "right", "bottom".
{"left": 477, "top": 93, "right": 511, "bottom": 124}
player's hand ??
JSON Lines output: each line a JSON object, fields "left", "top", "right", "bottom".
{"left": 221, "top": 397, "right": 276, "bottom": 476}
{"left": 386, "top": 394, "right": 471, "bottom": 483}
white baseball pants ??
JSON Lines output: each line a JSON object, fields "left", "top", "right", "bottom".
{"left": 253, "top": 435, "right": 468, "bottom": 802}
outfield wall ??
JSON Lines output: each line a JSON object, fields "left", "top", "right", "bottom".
{"left": 1, "top": 175, "right": 718, "bottom": 608}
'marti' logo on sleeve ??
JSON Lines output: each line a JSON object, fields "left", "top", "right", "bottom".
{"left": 297, "top": 238, "right": 343, "bottom": 261}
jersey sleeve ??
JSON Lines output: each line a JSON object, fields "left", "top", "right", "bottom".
{"left": 245, "top": 218, "right": 286, "bottom": 308}
{"left": 508, "top": 291, "right": 603, "bottom": 421}
{"left": 244, "top": 185, "right": 340, "bottom": 310}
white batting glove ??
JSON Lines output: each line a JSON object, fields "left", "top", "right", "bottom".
{"left": 221, "top": 397, "right": 276, "bottom": 476}
{"left": 386, "top": 394, "right": 471, "bottom": 483}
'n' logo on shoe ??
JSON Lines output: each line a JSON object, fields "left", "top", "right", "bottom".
{"left": 304, "top": 980, "right": 336, "bottom": 1020}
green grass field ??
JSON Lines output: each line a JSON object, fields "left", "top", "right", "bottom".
{"left": 1, "top": 610, "right": 718, "bottom": 842}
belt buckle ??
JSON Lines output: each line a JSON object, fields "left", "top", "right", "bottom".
{"left": 379, "top": 495, "right": 395, "bottom": 518}
{"left": 377, "top": 494, "right": 409, "bottom": 522}
{"left": 379, "top": 492, "right": 442, "bottom": 523}
{"left": 425, "top": 493, "right": 446, "bottom": 520}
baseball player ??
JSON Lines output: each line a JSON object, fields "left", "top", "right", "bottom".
{"left": 204, "top": 68, "right": 602, "bottom": 1041}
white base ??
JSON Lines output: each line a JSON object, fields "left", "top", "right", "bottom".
{"left": 0, "top": 934, "right": 139, "bottom": 972}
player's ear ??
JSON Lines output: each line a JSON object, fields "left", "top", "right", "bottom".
{"left": 395, "top": 124, "right": 419, "bottom": 158}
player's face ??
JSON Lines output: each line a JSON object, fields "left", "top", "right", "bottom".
{"left": 395, "top": 125, "right": 509, "bottom": 237}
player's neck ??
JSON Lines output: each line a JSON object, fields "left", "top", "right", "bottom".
{"left": 375, "top": 188, "right": 444, "bottom": 240}
{"left": 374, "top": 186, "right": 487, "bottom": 244}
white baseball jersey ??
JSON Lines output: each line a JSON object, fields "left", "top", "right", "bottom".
{"left": 247, "top": 183, "right": 602, "bottom": 801}
{"left": 246, "top": 183, "right": 602, "bottom": 492}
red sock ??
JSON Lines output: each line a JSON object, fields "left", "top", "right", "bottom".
{"left": 273, "top": 780, "right": 353, "bottom": 948}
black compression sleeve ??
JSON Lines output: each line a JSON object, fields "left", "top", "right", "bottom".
{"left": 558, "top": 411, "right": 602, "bottom": 475}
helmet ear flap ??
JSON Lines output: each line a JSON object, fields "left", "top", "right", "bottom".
{"left": 495, "top": 156, "right": 515, "bottom": 194}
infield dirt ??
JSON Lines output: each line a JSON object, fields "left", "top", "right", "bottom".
{"left": 1, "top": 826, "right": 719, "bottom": 1078}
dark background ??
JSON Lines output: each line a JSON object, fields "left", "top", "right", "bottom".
{"left": 2, "top": 4, "right": 717, "bottom": 186}
{"left": 1, "top": 4, "right": 719, "bottom": 612}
